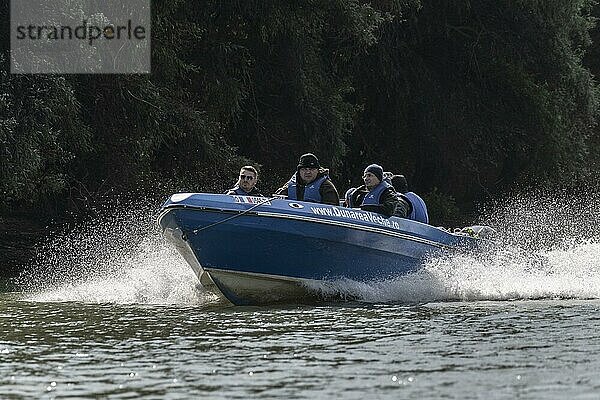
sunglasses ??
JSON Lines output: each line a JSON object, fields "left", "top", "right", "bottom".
{"left": 240, "top": 175, "right": 255, "bottom": 181}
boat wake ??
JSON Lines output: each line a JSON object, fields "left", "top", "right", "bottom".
{"left": 16, "top": 189, "right": 600, "bottom": 306}
{"left": 305, "top": 239, "right": 600, "bottom": 303}
{"left": 307, "top": 189, "right": 600, "bottom": 303}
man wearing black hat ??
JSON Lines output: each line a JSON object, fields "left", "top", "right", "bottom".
{"left": 275, "top": 153, "right": 340, "bottom": 205}
{"left": 346, "top": 164, "right": 410, "bottom": 217}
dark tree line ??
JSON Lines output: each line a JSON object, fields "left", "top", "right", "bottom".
{"left": 1, "top": 0, "right": 600, "bottom": 226}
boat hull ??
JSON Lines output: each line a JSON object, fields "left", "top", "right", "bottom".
{"left": 205, "top": 269, "right": 326, "bottom": 305}
{"left": 158, "top": 193, "right": 473, "bottom": 305}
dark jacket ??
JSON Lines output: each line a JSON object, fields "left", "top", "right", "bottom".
{"left": 225, "top": 186, "right": 264, "bottom": 196}
{"left": 275, "top": 168, "right": 339, "bottom": 206}
{"left": 349, "top": 184, "right": 410, "bottom": 217}
{"left": 393, "top": 193, "right": 414, "bottom": 219}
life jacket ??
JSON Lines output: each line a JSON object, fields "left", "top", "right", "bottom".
{"left": 361, "top": 181, "right": 393, "bottom": 206}
{"left": 287, "top": 174, "right": 328, "bottom": 202}
{"left": 404, "top": 191, "right": 429, "bottom": 224}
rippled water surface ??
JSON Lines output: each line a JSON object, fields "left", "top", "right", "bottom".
{"left": 3, "top": 193, "right": 600, "bottom": 398}
{"left": 1, "top": 297, "right": 600, "bottom": 399}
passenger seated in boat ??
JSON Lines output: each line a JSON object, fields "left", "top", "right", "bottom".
{"left": 275, "top": 153, "right": 340, "bottom": 205}
{"left": 391, "top": 174, "right": 429, "bottom": 224}
{"left": 225, "top": 166, "right": 264, "bottom": 196}
{"left": 346, "top": 164, "right": 410, "bottom": 217}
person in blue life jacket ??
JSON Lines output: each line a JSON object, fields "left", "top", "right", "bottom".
{"left": 391, "top": 174, "right": 429, "bottom": 224}
{"left": 225, "top": 165, "right": 264, "bottom": 196}
{"left": 346, "top": 164, "right": 410, "bottom": 217}
{"left": 275, "top": 153, "right": 340, "bottom": 205}
{"left": 344, "top": 171, "right": 394, "bottom": 207}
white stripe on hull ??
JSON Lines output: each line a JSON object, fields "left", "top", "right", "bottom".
{"left": 255, "top": 210, "right": 446, "bottom": 248}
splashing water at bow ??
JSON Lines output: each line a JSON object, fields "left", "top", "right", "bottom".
{"left": 15, "top": 199, "right": 221, "bottom": 305}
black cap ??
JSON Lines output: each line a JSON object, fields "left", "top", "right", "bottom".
{"left": 363, "top": 164, "right": 383, "bottom": 182}
{"left": 297, "top": 153, "right": 320, "bottom": 170}
{"left": 391, "top": 175, "right": 408, "bottom": 193}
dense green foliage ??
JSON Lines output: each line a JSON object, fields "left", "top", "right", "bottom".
{"left": 347, "top": 0, "right": 599, "bottom": 203}
{"left": 1, "top": 0, "right": 600, "bottom": 224}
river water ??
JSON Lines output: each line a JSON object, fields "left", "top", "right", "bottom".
{"left": 2, "top": 193, "right": 600, "bottom": 399}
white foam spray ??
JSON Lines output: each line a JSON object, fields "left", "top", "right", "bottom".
{"left": 17, "top": 198, "right": 220, "bottom": 305}
{"left": 310, "top": 189, "right": 600, "bottom": 303}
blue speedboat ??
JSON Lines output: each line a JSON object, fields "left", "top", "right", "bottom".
{"left": 158, "top": 193, "right": 486, "bottom": 305}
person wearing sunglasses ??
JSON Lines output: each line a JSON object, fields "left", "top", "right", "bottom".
{"left": 275, "top": 153, "right": 339, "bottom": 205}
{"left": 226, "top": 166, "right": 264, "bottom": 196}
